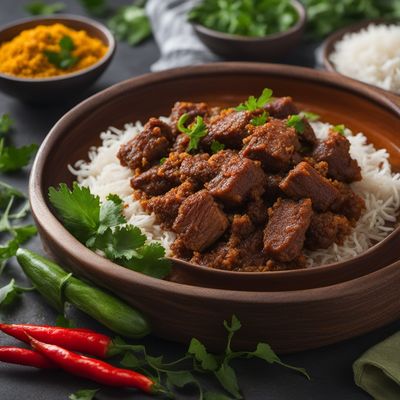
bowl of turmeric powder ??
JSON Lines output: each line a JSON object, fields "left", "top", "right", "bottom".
{"left": 0, "top": 15, "right": 115, "bottom": 103}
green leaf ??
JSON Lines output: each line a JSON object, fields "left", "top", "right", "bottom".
{"left": 45, "top": 36, "right": 79, "bottom": 70}
{"left": 25, "top": 1, "right": 65, "bottom": 15}
{"left": 9, "top": 201, "right": 30, "bottom": 220}
{"left": 250, "top": 111, "right": 268, "bottom": 126}
{"left": 13, "top": 225, "right": 37, "bottom": 243}
{"left": 68, "top": 389, "right": 99, "bottom": 400}
{"left": 55, "top": 314, "right": 76, "bottom": 328}
{"left": 214, "top": 361, "right": 242, "bottom": 399}
{"left": 0, "top": 114, "right": 13, "bottom": 134}
{"left": 210, "top": 140, "right": 225, "bottom": 154}
{"left": 286, "top": 115, "right": 305, "bottom": 134}
{"left": 235, "top": 88, "right": 273, "bottom": 111}
{"left": 177, "top": 114, "right": 208, "bottom": 152}
{"left": 299, "top": 111, "right": 320, "bottom": 122}
{"left": 188, "top": 338, "right": 218, "bottom": 371}
{"left": 106, "top": 193, "right": 123, "bottom": 204}
{"left": 121, "top": 242, "right": 171, "bottom": 279}
{"left": 159, "top": 157, "right": 167, "bottom": 165}
{"left": 0, "top": 140, "right": 38, "bottom": 172}
{"left": 48, "top": 183, "right": 100, "bottom": 243}
{"left": 98, "top": 198, "right": 126, "bottom": 234}
{"left": 0, "top": 196, "right": 13, "bottom": 232}
{"left": 120, "top": 351, "right": 145, "bottom": 369}
{"left": 60, "top": 36, "right": 74, "bottom": 51}
{"left": 108, "top": 5, "right": 151, "bottom": 46}
{"left": 0, "top": 181, "right": 24, "bottom": 209}
{"left": 0, "top": 279, "right": 19, "bottom": 307}
{"left": 166, "top": 370, "right": 197, "bottom": 388}
{"left": 79, "top": 0, "right": 108, "bottom": 17}
{"left": 333, "top": 124, "right": 346, "bottom": 136}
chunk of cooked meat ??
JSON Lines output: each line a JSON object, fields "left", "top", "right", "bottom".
{"left": 171, "top": 133, "right": 190, "bottom": 153}
{"left": 170, "top": 102, "right": 211, "bottom": 134}
{"left": 247, "top": 197, "right": 268, "bottom": 225}
{"left": 305, "top": 212, "right": 352, "bottom": 250}
{"left": 173, "top": 190, "right": 229, "bottom": 252}
{"left": 263, "top": 198, "right": 312, "bottom": 262}
{"left": 144, "top": 180, "right": 195, "bottom": 228}
{"left": 179, "top": 153, "right": 216, "bottom": 185}
{"left": 264, "top": 96, "right": 298, "bottom": 119}
{"left": 313, "top": 131, "right": 361, "bottom": 182}
{"left": 299, "top": 118, "right": 317, "bottom": 145}
{"left": 206, "top": 154, "right": 265, "bottom": 207}
{"left": 279, "top": 162, "right": 340, "bottom": 212}
{"left": 242, "top": 119, "right": 300, "bottom": 171}
{"left": 131, "top": 153, "right": 184, "bottom": 196}
{"left": 203, "top": 109, "right": 252, "bottom": 149}
{"left": 264, "top": 174, "right": 284, "bottom": 200}
{"left": 331, "top": 181, "right": 365, "bottom": 222}
{"left": 118, "top": 118, "right": 173, "bottom": 171}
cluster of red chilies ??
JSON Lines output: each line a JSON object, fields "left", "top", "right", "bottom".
{"left": 0, "top": 323, "right": 157, "bottom": 394}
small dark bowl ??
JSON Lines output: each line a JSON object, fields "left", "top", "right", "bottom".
{"left": 192, "top": 0, "right": 306, "bottom": 60}
{"left": 322, "top": 18, "right": 400, "bottom": 97}
{"left": 0, "top": 15, "right": 116, "bottom": 103}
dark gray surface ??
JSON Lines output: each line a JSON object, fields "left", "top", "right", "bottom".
{"left": 0, "top": 1, "right": 399, "bottom": 399}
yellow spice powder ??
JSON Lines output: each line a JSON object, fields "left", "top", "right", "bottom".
{"left": 0, "top": 23, "right": 108, "bottom": 78}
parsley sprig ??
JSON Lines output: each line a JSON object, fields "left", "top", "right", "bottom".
{"left": 0, "top": 139, "right": 38, "bottom": 173}
{"left": 48, "top": 183, "right": 171, "bottom": 279}
{"left": 250, "top": 110, "right": 268, "bottom": 126}
{"left": 177, "top": 114, "right": 208, "bottom": 152}
{"left": 299, "top": 111, "right": 320, "bottom": 121}
{"left": 333, "top": 124, "right": 346, "bottom": 136}
{"left": 286, "top": 115, "right": 305, "bottom": 134}
{"left": 45, "top": 36, "right": 79, "bottom": 70}
{"left": 210, "top": 140, "right": 225, "bottom": 154}
{"left": 235, "top": 88, "right": 273, "bottom": 112}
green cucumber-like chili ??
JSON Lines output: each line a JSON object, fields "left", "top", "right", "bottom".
{"left": 16, "top": 248, "right": 151, "bottom": 338}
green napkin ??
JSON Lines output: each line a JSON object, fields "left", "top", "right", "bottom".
{"left": 353, "top": 332, "right": 400, "bottom": 400}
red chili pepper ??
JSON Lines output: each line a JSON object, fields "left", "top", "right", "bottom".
{"left": 0, "top": 323, "right": 115, "bottom": 359}
{"left": 29, "top": 336, "right": 157, "bottom": 394}
{"left": 0, "top": 346, "right": 57, "bottom": 369}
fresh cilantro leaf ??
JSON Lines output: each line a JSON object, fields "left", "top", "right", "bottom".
{"left": 56, "top": 314, "right": 76, "bottom": 328}
{"left": 68, "top": 389, "right": 99, "bottom": 400}
{"left": 120, "top": 351, "right": 146, "bottom": 369}
{"left": 79, "top": 0, "right": 108, "bottom": 16}
{"left": 286, "top": 115, "right": 305, "bottom": 134}
{"left": 0, "top": 181, "right": 24, "bottom": 209}
{"left": 106, "top": 193, "right": 123, "bottom": 204}
{"left": 98, "top": 197, "right": 125, "bottom": 235}
{"left": 188, "top": 338, "right": 218, "bottom": 371}
{"left": 333, "top": 124, "right": 346, "bottom": 136}
{"left": 108, "top": 5, "right": 151, "bottom": 46}
{"left": 177, "top": 114, "right": 208, "bottom": 152}
{"left": 49, "top": 183, "right": 100, "bottom": 243}
{"left": 250, "top": 111, "right": 268, "bottom": 126}
{"left": 166, "top": 370, "right": 197, "bottom": 389}
{"left": 299, "top": 111, "right": 320, "bottom": 122}
{"left": 214, "top": 361, "right": 242, "bottom": 399}
{"left": 25, "top": 1, "right": 65, "bottom": 16}
{"left": 210, "top": 140, "right": 225, "bottom": 154}
{"left": 235, "top": 88, "right": 273, "bottom": 112}
{"left": 45, "top": 36, "right": 79, "bottom": 70}
{"left": 9, "top": 200, "right": 30, "bottom": 220}
{"left": 0, "top": 114, "right": 13, "bottom": 134}
{"left": 122, "top": 242, "right": 171, "bottom": 279}
{"left": 0, "top": 279, "right": 20, "bottom": 307}
{"left": 159, "top": 157, "right": 167, "bottom": 165}
{"left": 13, "top": 225, "right": 37, "bottom": 243}
{"left": 0, "top": 239, "right": 19, "bottom": 268}
{"left": 0, "top": 140, "right": 38, "bottom": 172}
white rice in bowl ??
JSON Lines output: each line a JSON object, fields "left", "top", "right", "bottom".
{"left": 69, "top": 119, "right": 400, "bottom": 267}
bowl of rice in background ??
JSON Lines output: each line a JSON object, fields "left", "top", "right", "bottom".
{"left": 322, "top": 19, "right": 400, "bottom": 98}
{"left": 29, "top": 63, "right": 400, "bottom": 352}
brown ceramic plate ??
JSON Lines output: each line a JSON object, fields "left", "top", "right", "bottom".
{"left": 321, "top": 18, "right": 400, "bottom": 99}
{"left": 192, "top": 0, "right": 306, "bottom": 60}
{"left": 30, "top": 63, "right": 400, "bottom": 352}
{"left": 0, "top": 15, "right": 116, "bottom": 103}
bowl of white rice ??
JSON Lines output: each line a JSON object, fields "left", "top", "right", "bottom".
{"left": 28, "top": 63, "right": 400, "bottom": 351}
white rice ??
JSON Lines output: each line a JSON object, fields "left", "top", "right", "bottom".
{"left": 69, "top": 120, "right": 400, "bottom": 267}
{"left": 329, "top": 24, "right": 400, "bottom": 94}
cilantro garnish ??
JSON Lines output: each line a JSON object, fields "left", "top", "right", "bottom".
{"left": 210, "top": 140, "right": 225, "bottom": 154}
{"left": 108, "top": 4, "right": 151, "bottom": 46}
{"left": 235, "top": 88, "right": 273, "bottom": 112}
{"left": 0, "top": 114, "right": 13, "bottom": 134}
{"left": 48, "top": 183, "right": 171, "bottom": 279}
{"left": 0, "top": 278, "right": 34, "bottom": 308}
{"left": 250, "top": 111, "right": 268, "bottom": 126}
{"left": 286, "top": 115, "right": 305, "bottom": 134}
{"left": 299, "top": 111, "right": 320, "bottom": 121}
{"left": 25, "top": 1, "right": 65, "bottom": 16}
{"left": 333, "top": 124, "right": 346, "bottom": 136}
{"left": 45, "top": 36, "right": 79, "bottom": 70}
{"left": 68, "top": 388, "right": 99, "bottom": 400}
{"left": 0, "top": 139, "right": 38, "bottom": 173}
{"left": 159, "top": 157, "right": 167, "bottom": 165}
{"left": 177, "top": 114, "right": 208, "bottom": 152}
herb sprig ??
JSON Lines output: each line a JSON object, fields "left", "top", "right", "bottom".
{"left": 48, "top": 183, "right": 171, "bottom": 279}
{"left": 45, "top": 36, "right": 79, "bottom": 70}
{"left": 235, "top": 88, "right": 273, "bottom": 112}
{"left": 0, "top": 139, "right": 38, "bottom": 173}
{"left": 333, "top": 124, "right": 346, "bottom": 136}
{"left": 286, "top": 115, "right": 305, "bottom": 134}
{"left": 250, "top": 111, "right": 268, "bottom": 126}
{"left": 210, "top": 140, "right": 225, "bottom": 154}
{"left": 177, "top": 114, "right": 208, "bottom": 153}
{"left": 25, "top": 1, "right": 65, "bottom": 16}
{"left": 0, "top": 114, "right": 13, "bottom": 134}
{"left": 299, "top": 111, "right": 320, "bottom": 122}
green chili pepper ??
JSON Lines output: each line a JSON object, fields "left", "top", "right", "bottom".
{"left": 16, "top": 248, "right": 150, "bottom": 338}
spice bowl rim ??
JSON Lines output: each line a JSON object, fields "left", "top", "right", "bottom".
{"left": 0, "top": 14, "right": 116, "bottom": 83}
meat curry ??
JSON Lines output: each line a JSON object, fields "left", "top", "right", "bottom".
{"left": 118, "top": 90, "right": 365, "bottom": 271}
